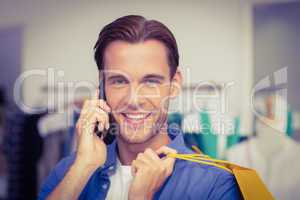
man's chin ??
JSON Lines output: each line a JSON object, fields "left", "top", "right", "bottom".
{"left": 118, "top": 130, "right": 156, "bottom": 144}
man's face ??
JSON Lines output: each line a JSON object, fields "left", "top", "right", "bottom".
{"left": 103, "top": 39, "right": 181, "bottom": 144}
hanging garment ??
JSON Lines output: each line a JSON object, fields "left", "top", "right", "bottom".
{"left": 167, "top": 112, "right": 182, "bottom": 128}
{"left": 3, "top": 110, "right": 45, "bottom": 200}
{"left": 37, "top": 111, "right": 74, "bottom": 189}
{"left": 183, "top": 111, "right": 222, "bottom": 158}
{"left": 62, "top": 110, "right": 80, "bottom": 157}
{"left": 38, "top": 130, "right": 66, "bottom": 190}
{"left": 226, "top": 117, "right": 242, "bottom": 149}
{"left": 38, "top": 111, "right": 72, "bottom": 138}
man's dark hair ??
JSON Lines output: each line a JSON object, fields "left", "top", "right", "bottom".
{"left": 94, "top": 15, "right": 179, "bottom": 78}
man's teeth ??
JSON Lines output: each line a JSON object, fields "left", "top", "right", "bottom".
{"left": 124, "top": 113, "right": 149, "bottom": 120}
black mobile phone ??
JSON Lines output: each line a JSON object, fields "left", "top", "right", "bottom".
{"left": 95, "top": 78, "right": 115, "bottom": 144}
{"left": 95, "top": 79, "right": 106, "bottom": 138}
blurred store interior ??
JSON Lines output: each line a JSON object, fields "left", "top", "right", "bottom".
{"left": 0, "top": 0, "right": 300, "bottom": 199}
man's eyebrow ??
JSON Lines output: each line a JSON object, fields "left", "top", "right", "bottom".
{"left": 142, "top": 74, "right": 165, "bottom": 81}
{"left": 106, "top": 74, "right": 128, "bottom": 81}
{"left": 105, "top": 74, "right": 166, "bottom": 81}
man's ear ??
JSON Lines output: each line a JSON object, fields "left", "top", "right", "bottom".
{"left": 170, "top": 68, "right": 182, "bottom": 98}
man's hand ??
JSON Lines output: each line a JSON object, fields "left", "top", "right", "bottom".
{"left": 75, "top": 90, "right": 111, "bottom": 171}
{"left": 46, "top": 91, "right": 112, "bottom": 200}
{"left": 128, "top": 146, "right": 177, "bottom": 200}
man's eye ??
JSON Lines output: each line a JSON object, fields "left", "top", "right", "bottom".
{"left": 112, "top": 79, "right": 127, "bottom": 85}
{"left": 144, "top": 79, "right": 160, "bottom": 86}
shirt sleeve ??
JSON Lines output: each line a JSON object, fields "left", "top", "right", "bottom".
{"left": 208, "top": 172, "right": 243, "bottom": 200}
{"left": 37, "top": 154, "right": 75, "bottom": 200}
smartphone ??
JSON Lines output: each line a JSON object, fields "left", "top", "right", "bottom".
{"left": 94, "top": 80, "right": 106, "bottom": 138}
{"left": 95, "top": 77, "right": 115, "bottom": 144}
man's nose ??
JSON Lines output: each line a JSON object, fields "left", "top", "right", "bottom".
{"left": 126, "top": 83, "right": 146, "bottom": 110}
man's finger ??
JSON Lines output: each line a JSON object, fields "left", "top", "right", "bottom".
{"left": 156, "top": 146, "right": 177, "bottom": 156}
{"left": 136, "top": 152, "right": 154, "bottom": 166}
{"left": 96, "top": 100, "right": 111, "bottom": 113}
{"left": 83, "top": 100, "right": 111, "bottom": 113}
{"left": 94, "top": 88, "right": 99, "bottom": 100}
{"left": 144, "top": 148, "right": 161, "bottom": 162}
{"left": 131, "top": 159, "right": 146, "bottom": 177}
{"left": 156, "top": 146, "right": 177, "bottom": 175}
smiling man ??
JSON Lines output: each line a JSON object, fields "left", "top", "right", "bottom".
{"left": 38, "top": 15, "right": 242, "bottom": 200}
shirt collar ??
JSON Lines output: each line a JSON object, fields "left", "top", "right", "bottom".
{"left": 99, "top": 125, "right": 190, "bottom": 174}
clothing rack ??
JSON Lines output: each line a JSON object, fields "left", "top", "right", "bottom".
{"left": 182, "top": 83, "right": 222, "bottom": 92}
{"left": 41, "top": 85, "right": 94, "bottom": 93}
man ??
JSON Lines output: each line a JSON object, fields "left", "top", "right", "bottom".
{"left": 39, "top": 15, "right": 242, "bottom": 200}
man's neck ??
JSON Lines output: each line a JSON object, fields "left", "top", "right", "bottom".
{"left": 116, "top": 130, "right": 171, "bottom": 166}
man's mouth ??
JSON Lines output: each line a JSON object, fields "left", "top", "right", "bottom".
{"left": 121, "top": 112, "right": 152, "bottom": 127}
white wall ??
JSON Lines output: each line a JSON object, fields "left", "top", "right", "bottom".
{"left": 0, "top": 0, "right": 254, "bottom": 133}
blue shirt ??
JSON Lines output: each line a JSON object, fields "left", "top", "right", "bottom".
{"left": 38, "top": 128, "right": 243, "bottom": 200}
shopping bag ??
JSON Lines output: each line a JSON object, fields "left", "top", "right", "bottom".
{"left": 167, "top": 147, "right": 274, "bottom": 200}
